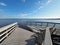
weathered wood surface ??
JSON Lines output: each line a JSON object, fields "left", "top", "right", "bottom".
{"left": 27, "top": 25, "right": 53, "bottom": 45}
{"left": 27, "top": 25, "right": 46, "bottom": 32}
{"left": 0, "top": 27, "right": 35, "bottom": 45}
{"left": 42, "top": 27, "right": 53, "bottom": 45}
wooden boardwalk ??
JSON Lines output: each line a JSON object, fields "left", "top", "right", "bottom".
{"left": 27, "top": 25, "right": 53, "bottom": 45}
{"left": 0, "top": 27, "right": 35, "bottom": 45}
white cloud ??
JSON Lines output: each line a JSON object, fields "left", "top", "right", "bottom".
{"left": 46, "top": 0, "right": 53, "bottom": 4}
{"left": 36, "top": 0, "right": 53, "bottom": 9}
{"left": 29, "top": 13, "right": 60, "bottom": 19}
{"left": 19, "top": 13, "right": 28, "bottom": 17}
{"left": 32, "top": 16, "right": 60, "bottom": 19}
{"left": 38, "top": 6, "right": 44, "bottom": 9}
{"left": 38, "top": 1, "right": 41, "bottom": 4}
{"left": 35, "top": 1, "right": 41, "bottom": 6}
{"left": 32, "top": 0, "right": 53, "bottom": 13}
{"left": 38, "top": 14, "right": 60, "bottom": 19}
{"left": 0, "top": 2, "right": 7, "bottom": 6}
{"left": 35, "top": 1, "right": 44, "bottom": 10}
{"left": 38, "top": 0, "right": 53, "bottom": 9}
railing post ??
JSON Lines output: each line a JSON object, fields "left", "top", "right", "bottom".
{"left": 53, "top": 23, "right": 55, "bottom": 27}
{"left": 42, "top": 27, "right": 53, "bottom": 45}
{"left": 47, "top": 22, "right": 48, "bottom": 27}
{"left": 41, "top": 22, "right": 42, "bottom": 26}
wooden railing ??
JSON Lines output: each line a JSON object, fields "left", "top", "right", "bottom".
{"left": 27, "top": 22, "right": 60, "bottom": 28}
{"left": 42, "top": 27, "right": 53, "bottom": 45}
{"left": 0, "top": 22, "right": 18, "bottom": 43}
{"left": 26, "top": 22, "right": 60, "bottom": 45}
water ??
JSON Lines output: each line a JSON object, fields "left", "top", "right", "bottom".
{"left": 0, "top": 19, "right": 60, "bottom": 29}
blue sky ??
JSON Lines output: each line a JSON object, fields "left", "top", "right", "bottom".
{"left": 0, "top": 0, "right": 60, "bottom": 19}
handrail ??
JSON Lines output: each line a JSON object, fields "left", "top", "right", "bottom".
{"left": 0, "top": 22, "right": 18, "bottom": 43}
{"left": 26, "top": 22, "right": 60, "bottom": 29}
{"left": 0, "top": 22, "right": 18, "bottom": 33}
{"left": 27, "top": 25, "right": 53, "bottom": 45}
{"left": 42, "top": 27, "right": 53, "bottom": 45}
{"left": 27, "top": 22, "right": 60, "bottom": 45}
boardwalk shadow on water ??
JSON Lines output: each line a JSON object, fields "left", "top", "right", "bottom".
{"left": 25, "top": 35, "right": 36, "bottom": 45}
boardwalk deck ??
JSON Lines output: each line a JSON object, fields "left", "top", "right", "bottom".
{"left": 0, "top": 27, "right": 35, "bottom": 45}
{"left": 27, "top": 25, "right": 53, "bottom": 45}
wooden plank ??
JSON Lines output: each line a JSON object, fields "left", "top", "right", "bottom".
{"left": 42, "top": 27, "right": 53, "bottom": 45}
{"left": 0, "top": 28, "right": 35, "bottom": 45}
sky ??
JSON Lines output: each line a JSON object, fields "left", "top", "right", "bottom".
{"left": 0, "top": 0, "right": 60, "bottom": 19}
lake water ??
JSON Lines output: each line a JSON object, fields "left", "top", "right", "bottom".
{"left": 0, "top": 19, "right": 60, "bottom": 29}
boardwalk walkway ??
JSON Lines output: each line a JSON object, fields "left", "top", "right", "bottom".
{"left": 0, "top": 27, "right": 35, "bottom": 45}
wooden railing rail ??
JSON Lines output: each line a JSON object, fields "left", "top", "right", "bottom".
{"left": 0, "top": 22, "right": 18, "bottom": 43}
